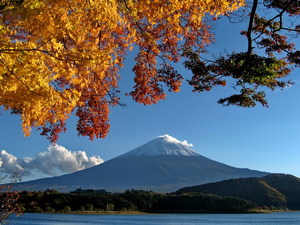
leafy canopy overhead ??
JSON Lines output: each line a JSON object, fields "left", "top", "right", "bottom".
{"left": 0, "top": 0, "right": 244, "bottom": 142}
{"left": 1, "top": 0, "right": 298, "bottom": 142}
{"left": 185, "top": 0, "right": 300, "bottom": 107}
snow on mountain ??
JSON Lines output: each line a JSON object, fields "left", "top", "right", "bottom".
{"left": 117, "top": 134, "right": 200, "bottom": 158}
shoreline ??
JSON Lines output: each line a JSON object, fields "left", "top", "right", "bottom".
{"left": 69, "top": 210, "right": 149, "bottom": 215}
{"left": 34, "top": 210, "right": 150, "bottom": 215}
{"left": 28, "top": 209, "right": 298, "bottom": 215}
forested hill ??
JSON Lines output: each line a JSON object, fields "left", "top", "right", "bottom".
{"left": 176, "top": 174, "right": 300, "bottom": 209}
{"left": 12, "top": 189, "right": 256, "bottom": 214}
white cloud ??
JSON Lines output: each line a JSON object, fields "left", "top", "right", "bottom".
{"left": 181, "top": 140, "right": 193, "bottom": 147}
{"left": 0, "top": 145, "right": 104, "bottom": 178}
{"left": 0, "top": 150, "right": 23, "bottom": 174}
{"left": 159, "top": 134, "right": 193, "bottom": 147}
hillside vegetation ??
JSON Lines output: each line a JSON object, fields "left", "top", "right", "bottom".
{"left": 3, "top": 189, "right": 255, "bottom": 214}
{"left": 177, "top": 174, "right": 300, "bottom": 209}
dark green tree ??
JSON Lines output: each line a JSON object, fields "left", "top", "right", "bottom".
{"left": 184, "top": 0, "right": 299, "bottom": 107}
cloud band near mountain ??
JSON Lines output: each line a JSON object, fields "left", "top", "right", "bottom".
{"left": 0, "top": 144, "right": 104, "bottom": 178}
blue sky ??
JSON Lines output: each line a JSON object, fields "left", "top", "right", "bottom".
{"left": 1, "top": 13, "right": 300, "bottom": 181}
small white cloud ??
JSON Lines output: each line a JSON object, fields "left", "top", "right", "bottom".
{"left": 0, "top": 145, "right": 104, "bottom": 179}
{"left": 181, "top": 140, "right": 193, "bottom": 147}
{"left": 159, "top": 134, "right": 193, "bottom": 147}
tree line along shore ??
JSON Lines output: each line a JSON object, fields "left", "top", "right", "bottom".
{"left": 2, "top": 189, "right": 283, "bottom": 214}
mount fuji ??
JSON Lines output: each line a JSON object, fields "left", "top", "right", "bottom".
{"left": 14, "top": 135, "right": 269, "bottom": 192}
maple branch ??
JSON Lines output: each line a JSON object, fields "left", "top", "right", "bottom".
{"left": 0, "top": 57, "right": 44, "bottom": 97}
{"left": 89, "top": 70, "right": 125, "bottom": 107}
{"left": 253, "top": 13, "right": 278, "bottom": 41}
{"left": 251, "top": 0, "right": 299, "bottom": 47}
{"left": 0, "top": 48, "right": 66, "bottom": 61}
{"left": 0, "top": 48, "right": 95, "bottom": 62}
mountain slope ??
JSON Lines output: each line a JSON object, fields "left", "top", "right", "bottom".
{"left": 13, "top": 135, "right": 269, "bottom": 192}
{"left": 177, "top": 174, "right": 300, "bottom": 209}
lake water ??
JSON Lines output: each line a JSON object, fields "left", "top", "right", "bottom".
{"left": 8, "top": 212, "right": 300, "bottom": 225}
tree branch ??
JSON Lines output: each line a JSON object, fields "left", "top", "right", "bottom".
{"left": 246, "top": 0, "right": 258, "bottom": 58}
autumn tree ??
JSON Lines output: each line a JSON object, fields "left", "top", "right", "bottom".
{"left": 0, "top": 171, "right": 23, "bottom": 223}
{"left": 184, "top": 0, "right": 300, "bottom": 107}
{"left": 0, "top": 0, "right": 245, "bottom": 142}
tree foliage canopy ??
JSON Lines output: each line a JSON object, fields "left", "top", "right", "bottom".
{"left": 1, "top": 0, "right": 298, "bottom": 142}
{"left": 0, "top": 0, "right": 243, "bottom": 141}
{"left": 185, "top": 0, "right": 300, "bottom": 108}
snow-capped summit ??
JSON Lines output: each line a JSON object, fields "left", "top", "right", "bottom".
{"left": 118, "top": 134, "right": 200, "bottom": 158}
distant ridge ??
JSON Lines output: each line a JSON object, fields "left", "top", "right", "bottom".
{"left": 177, "top": 173, "right": 300, "bottom": 209}
{"left": 13, "top": 135, "right": 269, "bottom": 192}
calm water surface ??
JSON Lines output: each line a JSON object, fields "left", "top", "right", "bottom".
{"left": 8, "top": 212, "right": 300, "bottom": 225}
